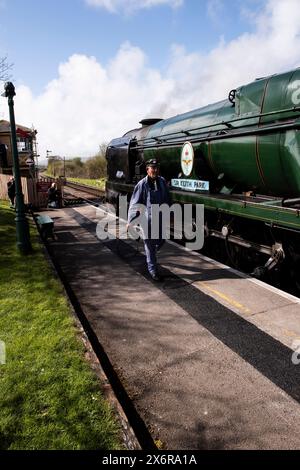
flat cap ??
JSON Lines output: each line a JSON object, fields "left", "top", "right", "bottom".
{"left": 146, "top": 159, "right": 159, "bottom": 168}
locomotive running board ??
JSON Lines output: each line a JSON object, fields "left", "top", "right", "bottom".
{"left": 106, "top": 181, "right": 300, "bottom": 232}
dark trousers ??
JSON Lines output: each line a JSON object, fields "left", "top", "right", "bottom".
{"left": 8, "top": 194, "right": 15, "bottom": 206}
{"left": 144, "top": 239, "right": 165, "bottom": 274}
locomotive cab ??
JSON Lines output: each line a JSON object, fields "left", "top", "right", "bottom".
{"left": 106, "top": 134, "right": 134, "bottom": 184}
{"left": 106, "top": 118, "right": 163, "bottom": 184}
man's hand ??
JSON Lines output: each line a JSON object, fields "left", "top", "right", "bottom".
{"left": 126, "top": 222, "right": 142, "bottom": 241}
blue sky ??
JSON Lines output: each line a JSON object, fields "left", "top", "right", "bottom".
{"left": 1, "top": 0, "right": 263, "bottom": 94}
{"left": 0, "top": 0, "right": 299, "bottom": 160}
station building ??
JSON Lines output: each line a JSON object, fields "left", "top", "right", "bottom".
{"left": 0, "top": 120, "right": 45, "bottom": 206}
{"left": 0, "top": 119, "right": 38, "bottom": 174}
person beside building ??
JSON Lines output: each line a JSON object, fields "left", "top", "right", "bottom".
{"left": 7, "top": 176, "right": 15, "bottom": 208}
{"left": 47, "top": 182, "right": 59, "bottom": 208}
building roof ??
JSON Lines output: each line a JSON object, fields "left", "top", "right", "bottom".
{"left": 0, "top": 119, "right": 36, "bottom": 136}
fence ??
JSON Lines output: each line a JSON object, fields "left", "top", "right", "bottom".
{"left": 0, "top": 174, "right": 63, "bottom": 208}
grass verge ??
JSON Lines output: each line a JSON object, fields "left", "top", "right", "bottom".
{"left": 67, "top": 178, "right": 106, "bottom": 191}
{"left": 0, "top": 200, "right": 122, "bottom": 450}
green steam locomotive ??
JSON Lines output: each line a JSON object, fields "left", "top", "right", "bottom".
{"left": 106, "top": 67, "right": 300, "bottom": 291}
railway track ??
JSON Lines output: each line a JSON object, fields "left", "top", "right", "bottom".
{"left": 63, "top": 181, "right": 105, "bottom": 206}
{"left": 40, "top": 175, "right": 105, "bottom": 198}
{"left": 65, "top": 180, "right": 105, "bottom": 198}
{"left": 40, "top": 176, "right": 106, "bottom": 205}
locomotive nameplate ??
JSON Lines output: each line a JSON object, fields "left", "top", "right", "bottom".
{"left": 171, "top": 178, "right": 209, "bottom": 192}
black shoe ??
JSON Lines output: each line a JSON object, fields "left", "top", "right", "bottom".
{"left": 150, "top": 272, "right": 161, "bottom": 282}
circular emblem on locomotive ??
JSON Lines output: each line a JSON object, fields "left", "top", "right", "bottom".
{"left": 181, "top": 142, "right": 194, "bottom": 177}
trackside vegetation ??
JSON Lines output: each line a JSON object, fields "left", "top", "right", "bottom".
{"left": 0, "top": 201, "right": 122, "bottom": 450}
{"left": 67, "top": 177, "right": 106, "bottom": 191}
{"left": 46, "top": 145, "right": 107, "bottom": 180}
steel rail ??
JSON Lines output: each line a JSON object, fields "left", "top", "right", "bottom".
{"left": 65, "top": 181, "right": 105, "bottom": 197}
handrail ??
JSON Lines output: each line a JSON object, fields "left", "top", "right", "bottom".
{"left": 132, "top": 120, "right": 300, "bottom": 151}
{"left": 139, "top": 105, "right": 300, "bottom": 145}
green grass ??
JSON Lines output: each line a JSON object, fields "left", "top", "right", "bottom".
{"left": 67, "top": 178, "right": 106, "bottom": 191}
{"left": 0, "top": 201, "right": 122, "bottom": 450}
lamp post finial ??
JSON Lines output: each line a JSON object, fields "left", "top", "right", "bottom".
{"left": 4, "top": 81, "right": 16, "bottom": 98}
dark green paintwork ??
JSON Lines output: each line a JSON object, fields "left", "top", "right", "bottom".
{"left": 141, "top": 68, "right": 300, "bottom": 198}
{"left": 107, "top": 68, "right": 300, "bottom": 236}
{"left": 106, "top": 180, "right": 300, "bottom": 230}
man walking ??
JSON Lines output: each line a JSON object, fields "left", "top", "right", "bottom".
{"left": 127, "top": 159, "right": 170, "bottom": 281}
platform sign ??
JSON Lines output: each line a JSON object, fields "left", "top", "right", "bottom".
{"left": 171, "top": 178, "right": 209, "bottom": 192}
{"left": 19, "top": 154, "right": 28, "bottom": 167}
{"left": 37, "top": 181, "right": 51, "bottom": 193}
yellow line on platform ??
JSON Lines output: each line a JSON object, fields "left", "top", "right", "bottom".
{"left": 197, "top": 281, "right": 251, "bottom": 315}
{"left": 282, "top": 328, "right": 300, "bottom": 340}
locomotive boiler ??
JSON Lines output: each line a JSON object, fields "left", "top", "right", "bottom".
{"left": 106, "top": 67, "right": 300, "bottom": 291}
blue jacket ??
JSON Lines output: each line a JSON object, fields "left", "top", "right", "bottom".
{"left": 128, "top": 176, "right": 170, "bottom": 230}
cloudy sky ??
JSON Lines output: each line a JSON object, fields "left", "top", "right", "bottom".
{"left": 0, "top": 0, "right": 300, "bottom": 161}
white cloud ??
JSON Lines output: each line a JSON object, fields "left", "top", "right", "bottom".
{"left": 85, "top": 0, "right": 183, "bottom": 14}
{"left": 2, "top": 43, "right": 174, "bottom": 159}
{"left": 2, "top": 0, "right": 300, "bottom": 161}
{"left": 163, "top": 0, "right": 300, "bottom": 114}
{"left": 206, "top": 0, "right": 224, "bottom": 24}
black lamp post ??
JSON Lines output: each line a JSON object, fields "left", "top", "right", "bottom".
{"left": 3, "top": 82, "right": 32, "bottom": 254}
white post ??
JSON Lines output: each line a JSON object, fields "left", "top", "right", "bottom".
{"left": 0, "top": 340, "right": 6, "bottom": 365}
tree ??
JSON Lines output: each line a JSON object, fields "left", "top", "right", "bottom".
{"left": 46, "top": 144, "right": 108, "bottom": 178}
{"left": 0, "top": 56, "right": 13, "bottom": 82}
{"left": 85, "top": 144, "right": 107, "bottom": 179}
{"left": 47, "top": 156, "right": 84, "bottom": 177}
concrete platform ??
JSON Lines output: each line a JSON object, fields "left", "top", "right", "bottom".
{"left": 40, "top": 203, "right": 300, "bottom": 449}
